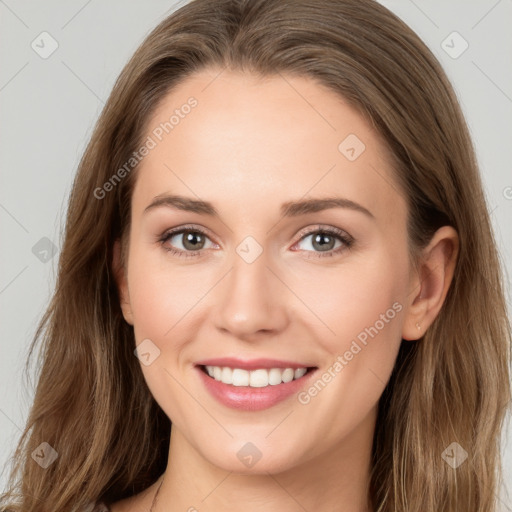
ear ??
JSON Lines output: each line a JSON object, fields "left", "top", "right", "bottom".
{"left": 402, "top": 226, "right": 459, "bottom": 341}
{"left": 112, "top": 238, "right": 134, "bottom": 325}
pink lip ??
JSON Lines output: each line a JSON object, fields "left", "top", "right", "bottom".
{"left": 195, "top": 357, "right": 313, "bottom": 370}
{"left": 195, "top": 365, "right": 318, "bottom": 411}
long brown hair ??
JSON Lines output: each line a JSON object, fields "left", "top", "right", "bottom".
{"left": 1, "top": 0, "right": 510, "bottom": 510}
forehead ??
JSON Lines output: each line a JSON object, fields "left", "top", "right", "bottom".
{"left": 132, "top": 69, "right": 406, "bottom": 227}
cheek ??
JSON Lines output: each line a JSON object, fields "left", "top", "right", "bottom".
{"left": 126, "top": 246, "right": 206, "bottom": 342}
{"left": 291, "top": 258, "right": 407, "bottom": 442}
{"left": 303, "top": 249, "right": 408, "bottom": 371}
{"left": 126, "top": 250, "right": 201, "bottom": 421}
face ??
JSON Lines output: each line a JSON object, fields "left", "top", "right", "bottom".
{"left": 116, "top": 68, "right": 416, "bottom": 474}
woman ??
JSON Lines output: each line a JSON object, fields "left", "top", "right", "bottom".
{"left": 1, "top": 0, "right": 510, "bottom": 511}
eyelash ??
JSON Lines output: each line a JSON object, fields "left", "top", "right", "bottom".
{"left": 158, "top": 224, "right": 354, "bottom": 260}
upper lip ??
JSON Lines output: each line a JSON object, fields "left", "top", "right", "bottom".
{"left": 195, "top": 357, "right": 317, "bottom": 371}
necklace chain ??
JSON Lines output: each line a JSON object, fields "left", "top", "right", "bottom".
{"left": 148, "top": 475, "right": 164, "bottom": 512}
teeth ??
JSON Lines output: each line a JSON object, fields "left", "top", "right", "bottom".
{"left": 294, "top": 367, "right": 307, "bottom": 379}
{"left": 282, "top": 368, "right": 294, "bottom": 383}
{"left": 268, "top": 368, "right": 282, "bottom": 385}
{"left": 204, "top": 365, "right": 310, "bottom": 387}
{"left": 232, "top": 368, "right": 249, "bottom": 386}
{"left": 249, "top": 369, "right": 268, "bottom": 388}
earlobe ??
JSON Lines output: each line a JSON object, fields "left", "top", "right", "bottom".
{"left": 112, "top": 239, "right": 134, "bottom": 326}
{"left": 402, "top": 226, "right": 459, "bottom": 341}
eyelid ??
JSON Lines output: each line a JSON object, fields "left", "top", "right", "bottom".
{"left": 293, "top": 224, "right": 354, "bottom": 245}
{"left": 160, "top": 224, "right": 217, "bottom": 242}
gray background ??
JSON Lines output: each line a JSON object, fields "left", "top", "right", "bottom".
{"left": 1, "top": 0, "right": 511, "bottom": 508}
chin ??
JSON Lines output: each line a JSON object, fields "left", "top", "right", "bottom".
{"left": 199, "top": 440, "right": 302, "bottom": 475}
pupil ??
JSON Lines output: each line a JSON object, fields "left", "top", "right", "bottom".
{"left": 313, "top": 233, "right": 334, "bottom": 251}
{"left": 184, "top": 231, "right": 204, "bottom": 250}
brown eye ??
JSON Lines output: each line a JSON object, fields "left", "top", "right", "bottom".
{"left": 175, "top": 230, "right": 207, "bottom": 251}
{"left": 159, "top": 226, "right": 216, "bottom": 258}
{"left": 310, "top": 232, "right": 337, "bottom": 252}
{"left": 293, "top": 227, "right": 354, "bottom": 258}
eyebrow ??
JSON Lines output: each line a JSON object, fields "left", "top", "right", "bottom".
{"left": 143, "top": 194, "right": 374, "bottom": 219}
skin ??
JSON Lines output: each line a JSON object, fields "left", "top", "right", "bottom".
{"left": 111, "top": 68, "right": 458, "bottom": 512}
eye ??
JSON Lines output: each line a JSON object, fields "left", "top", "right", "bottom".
{"left": 158, "top": 224, "right": 354, "bottom": 259}
{"left": 292, "top": 226, "right": 354, "bottom": 258}
{"left": 159, "top": 225, "right": 217, "bottom": 258}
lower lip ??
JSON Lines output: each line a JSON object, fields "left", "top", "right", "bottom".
{"left": 196, "top": 366, "right": 317, "bottom": 411}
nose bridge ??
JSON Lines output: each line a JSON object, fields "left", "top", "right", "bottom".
{"left": 213, "top": 242, "right": 288, "bottom": 337}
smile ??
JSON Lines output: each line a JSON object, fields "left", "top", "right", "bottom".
{"left": 195, "top": 360, "right": 318, "bottom": 411}
{"left": 201, "top": 365, "right": 312, "bottom": 387}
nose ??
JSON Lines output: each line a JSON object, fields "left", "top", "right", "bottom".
{"left": 213, "top": 248, "right": 289, "bottom": 340}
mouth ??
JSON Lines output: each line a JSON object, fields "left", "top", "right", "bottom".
{"left": 197, "top": 364, "right": 317, "bottom": 388}
{"left": 194, "top": 357, "right": 319, "bottom": 411}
